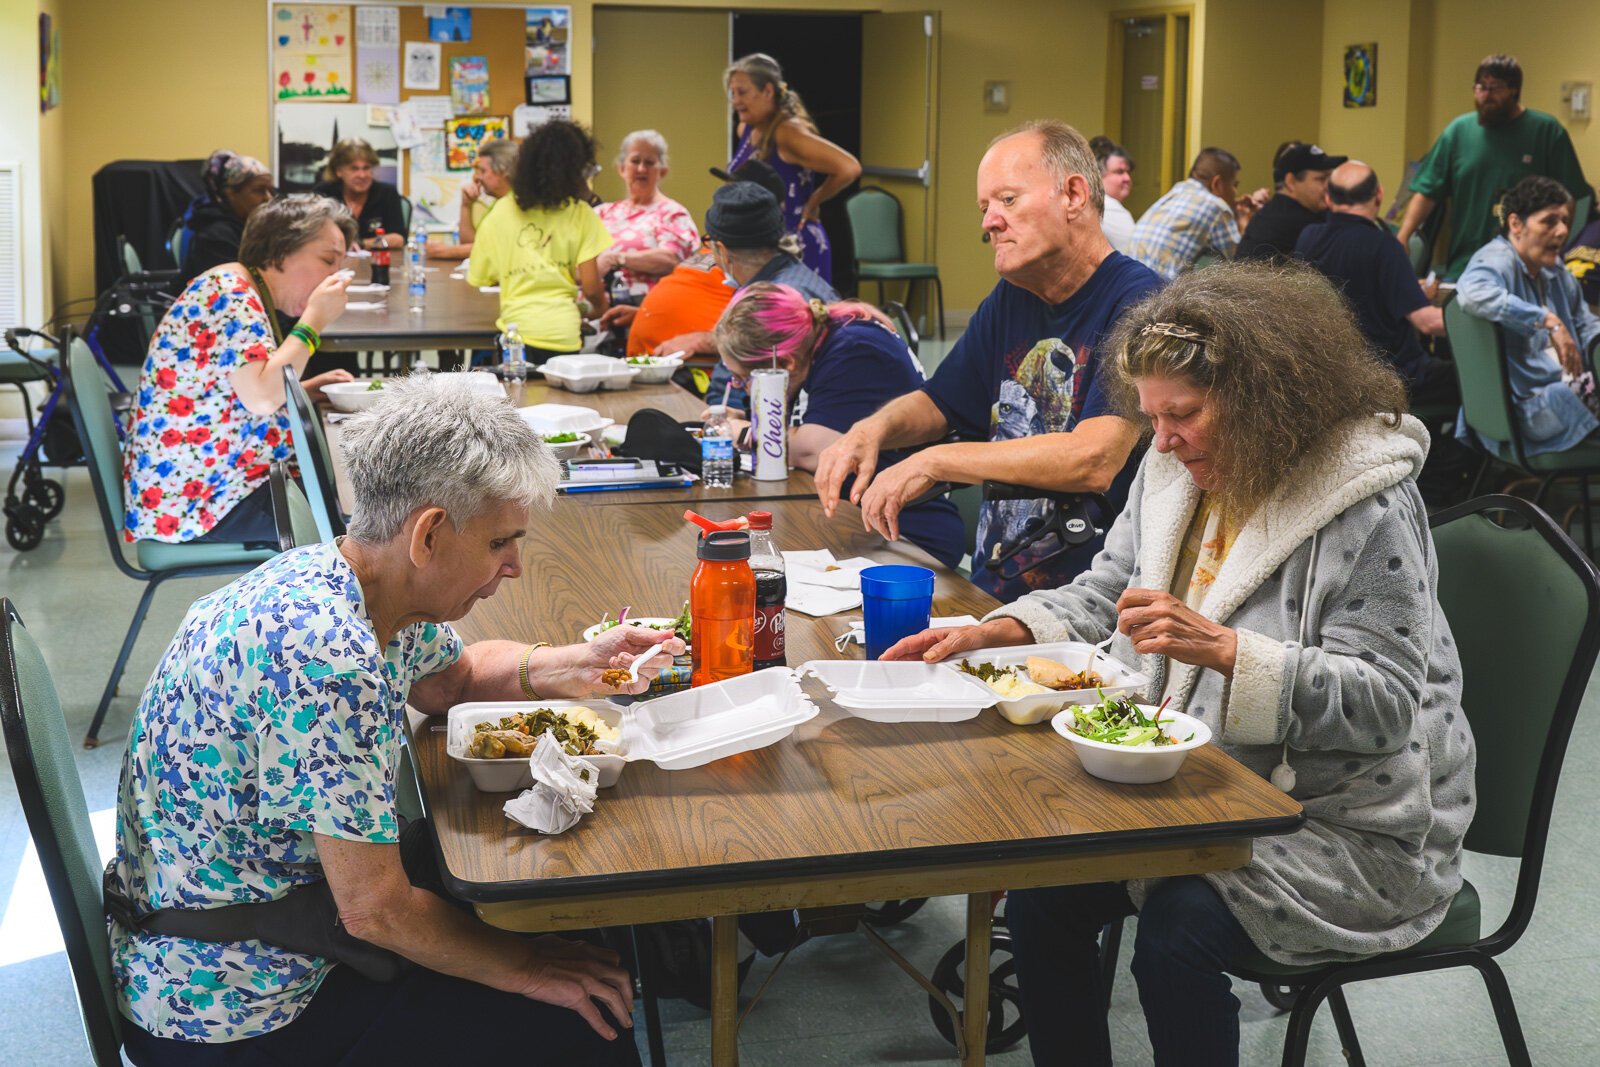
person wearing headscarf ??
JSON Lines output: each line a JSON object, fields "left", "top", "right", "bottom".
{"left": 179, "top": 150, "right": 275, "bottom": 284}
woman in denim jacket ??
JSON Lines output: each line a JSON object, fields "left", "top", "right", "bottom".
{"left": 1457, "top": 175, "right": 1600, "bottom": 453}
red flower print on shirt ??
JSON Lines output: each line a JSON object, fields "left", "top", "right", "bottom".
{"left": 155, "top": 515, "right": 181, "bottom": 537}
{"left": 155, "top": 368, "right": 177, "bottom": 390}
{"left": 160, "top": 428, "right": 182, "bottom": 447}
{"left": 167, "top": 395, "right": 195, "bottom": 417}
{"left": 182, "top": 480, "right": 204, "bottom": 499}
{"left": 186, "top": 427, "right": 211, "bottom": 445}
{"left": 265, "top": 428, "right": 280, "bottom": 447}
{"left": 140, "top": 486, "right": 163, "bottom": 509}
{"left": 198, "top": 509, "right": 216, "bottom": 531}
{"left": 215, "top": 438, "right": 230, "bottom": 454}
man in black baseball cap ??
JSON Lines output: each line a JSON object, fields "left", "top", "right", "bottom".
{"left": 1236, "top": 141, "right": 1348, "bottom": 262}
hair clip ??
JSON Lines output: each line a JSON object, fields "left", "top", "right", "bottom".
{"left": 1139, "top": 321, "right": 1207, "bottom": 344}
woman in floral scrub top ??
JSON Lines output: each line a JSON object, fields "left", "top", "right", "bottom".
{"left": 595, "top": 130, "right": 700, "bottom": 297}
{"left": 723, "top": 53, "right": 861, "bottom": 284}
{"left": 122, "top": 195, "right": 358, "bottom": 545}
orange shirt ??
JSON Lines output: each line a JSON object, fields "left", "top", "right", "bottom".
{"left": 626, "top": 251, "right": 735, "bottom": 357}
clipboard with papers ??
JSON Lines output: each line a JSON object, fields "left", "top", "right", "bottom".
{"left": 558, "top": 458, "right": 697, "bottom": 494}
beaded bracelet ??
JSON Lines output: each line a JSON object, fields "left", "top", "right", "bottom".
{"left": 290, "top": 323, "right": 320, "bottom": 353}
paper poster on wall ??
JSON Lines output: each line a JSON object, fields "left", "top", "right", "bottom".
{"left": 525, "top": 75, "right": 569, "bottom": 105}
{"left": 389, "top": 104, "right": 425, "bottom": 149}
{"left": 513, "top": 103, "right": 570, "bottom": 138}
{"left": 404, "top": 95, "right": 454, "bottom": 129}
{"left": 525, "top": 7, "right": 570, "bottom": 77}
{"left": 355, "top": 6, "right": 400, "bottom": 104}
{"left": 409, "top": 171, "right": 470, "bottom": 230}
{"left": 404, "top": 41, "right": 442, "bottom": 90}
{"left": 445, "top": 116, "right": 508, "bottom": 171}
{"left": 1343, "top": 43, "right": 1378, "bottom": 108}
{"left": 412, "top": 129, "right": 448, "bottom": 174}
{"left": 428, "top": 6, "right": 472, "bottom": 42}
{"left": 273, "top": 5, "right": 353, "bottom": 101}
{"left": 367, "top": 105, "right": 396, "bottom": 127}
{"left": 275, "top": 102, "right": 399, "bottom": 192}
{"left": 39, "top": 13, "right": 61, "bottom": 112}
{"left": 450, "top": 56, "right": 490, "bottom": 115}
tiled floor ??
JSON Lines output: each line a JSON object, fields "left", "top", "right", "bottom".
{"left": 2, "top": 420, "right": 1599, "bottom": 1065}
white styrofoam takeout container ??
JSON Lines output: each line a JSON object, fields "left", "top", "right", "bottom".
{"left": 518, "top": 403, "right": 615, "bottom": 437}
{"left": 624, "top": 356, "right": 684, "bottom": 384}
{"left": 1050, "top": 705, "right": 1211, "bottom": 784}
{"left": 948, "top": 642, "right": 1150, "bottom": 725}
{"left": 432, "top": 370, "right": 505, "bottom": 395}
{"left": 620, "top": 667, "right": 817, "bottom": 769}
{"left": 538, "top": 432, "right": 590, "bottom": 461}
{"left": 539, "top": 355, "right": 640, "bottom": 393}
{"left": 799, "top": 660, "right": 998, "bottom": 723}
{"left": 321, "top": 380, "right": 388, "bottom": 413}
{"left": 447, "top": 700, "right": 627, "bottom": 792}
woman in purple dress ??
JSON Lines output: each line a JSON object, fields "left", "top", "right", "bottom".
{"left": 724, "top": 53, "right": 861, "bottom": 284}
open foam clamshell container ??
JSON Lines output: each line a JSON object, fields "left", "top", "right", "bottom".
{"left": 517, "top": 403, "right": 614, "bottom": 437}
{"left": 447, "top": 700, "right": 628, "bottom": 792}
{"left": 538, "top": 355, "right": 640, "bottom": 393}
{"left": 799, "top": 660, "right": 998, "bottom": 723}
{"left": 946, "top": 642, "right": 1150, "bottom": 725}
{"left": 619, "top": 667, "right": 818, "bottom": 770}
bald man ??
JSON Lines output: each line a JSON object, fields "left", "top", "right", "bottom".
{"left": 1296, "top": 160, "right": 1454, "bottom": 407}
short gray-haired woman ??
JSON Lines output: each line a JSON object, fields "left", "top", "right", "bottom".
{"left": 595, "top": 129, "right": 700, "bottom": 295}
{"left": 123, "top": 194, "right": 358, "bottom": 545}
{"left": 110, "top": 376, "right": 673, "bottom": 1066}
{"left": 428, "top": 138, "right": 518, "bottom": 261}
{"left": 886, "top": 262, "right": 1476, "bottom": 1067}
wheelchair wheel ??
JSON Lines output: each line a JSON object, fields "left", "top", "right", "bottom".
{"left": 863, "top": 898, "right": 928, "bottom": 927}
{"left": 927, "top": 929, "right": 1026, "bottom": 1054}
{"left": 1259, "top": 982, "right": 1300, "bottom": 1013}
{"left": 23, "top": 478, "right": 64, "bottom": 521}
{"left": 6, "top": 508, "right": 45, "bottom": 551}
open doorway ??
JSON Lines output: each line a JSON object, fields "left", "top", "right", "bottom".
{"left": 732, "top": 12, "right": 863, "bottom": 294}
{"left": 1106, "top": 7, "right": 1193, "bottom": 219}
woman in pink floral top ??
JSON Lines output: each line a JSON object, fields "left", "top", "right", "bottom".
{"left": 594, "top": 130, "right": 700, "bottom": 297}
{"left": 123, "top": 195, "right": 358, "bottom": 545}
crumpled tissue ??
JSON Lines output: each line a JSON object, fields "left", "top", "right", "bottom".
{"left": 502, "top": 734, "right": 598, "bottom": 834}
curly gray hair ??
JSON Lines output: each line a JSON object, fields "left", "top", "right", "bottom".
{"left": 339, "top": 376, "right": 559, "bottom": 543}
{"left": 615, "top": 129, "right": 669, "bottom": 168}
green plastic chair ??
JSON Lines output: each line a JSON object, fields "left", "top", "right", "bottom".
{"left": 1573, "top": 193, "right": 1592, "bottom": 235}
{"left": 1444, "top": 298, "right": 1600, "bottom": 553}
{"left": 166, "top": 216, "right": 190, "bottom": 272}
{"left": 61, "top": 331, "right": 274, "bottom": 747}
{"left": 883, "top": 300, "right": 920, "bottom": 357}
{"left": 282, "top": 367, "right": 348, "bottom": 541}
{"left": 1190, "top": 249, "right": 1224, "bottom": 271}
{"left": 268, "top": 461, "right": 321, "bottom": 553}
{"left": 845, "top": 186, "right": 945, "bottom": 339}
{"left": 1227, "top": 495, "right": 1600, "bottom": 1066}
{"left": 0, "top": 600, "right": 124, "bottom": 1065}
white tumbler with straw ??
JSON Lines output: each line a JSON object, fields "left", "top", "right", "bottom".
{"left": 749, "top": 367, "right": 789, "bottom": 481}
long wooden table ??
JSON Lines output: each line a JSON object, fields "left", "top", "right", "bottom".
{"left": 410, "top": 497, "right": 1304, "bottom": 1065}
{"left": 321, "top": 256, "right": 501, "bottom": 353}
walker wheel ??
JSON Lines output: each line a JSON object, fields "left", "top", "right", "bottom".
{"left": 6, "top": 510, "right": 45, "bottom": 551}
{"left": 927, "top": 929, "right": 1026, "bottom": 1053}
{"left": 23, "top": 478, "right": 64, "bottom": 520}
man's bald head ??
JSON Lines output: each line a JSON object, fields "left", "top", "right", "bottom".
{"left": 1328, "top": 161, "right": 1379, "bottom": 207}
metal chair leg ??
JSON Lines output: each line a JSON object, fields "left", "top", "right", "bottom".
{"left": 1278, "top": 979, "right": 1331, "bottom": 1067}
{"left": 1466, "top": 454, "right": 1490, "bottom": 498}
{"left": 1326, "top": 987, "right": 1367, "bottom": 1067}
{"left": 1097, "top": 915, "right": 1125, "bottom": 1012}
{"left": 1469, "top": 955, "right": 1533, "bottom": 1067}
{"left": 629, "top": 926, "right": 669, "bottom": 1067}
{"left": 934, "top": 275, "right": 946, "bottom": 339}
{"left": 85, "top": 575, "right": 166, "bottom": 747}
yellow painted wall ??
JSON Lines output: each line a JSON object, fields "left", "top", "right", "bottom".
{"left": 1318, "top": 0, "right": 1414, "bottom": 193}
{"left": 2, "top": 0, "right": 49, "bottom": 328}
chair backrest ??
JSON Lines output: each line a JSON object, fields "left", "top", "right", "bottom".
{"left": 269, "top": 461, "right": 321, "bottom": 551}
{"left": 1430, "top": 496, "right": 1600, "bottom": 942}
{"left": 1573, "top": 193, "right": 1592, "bottom": 234}
{"left": 166, "top": 217, "right": 189, "bottom": 269}
{"left": 0, "top": 601, "right": 124, "bottom": 1064}
{"left": 399, "top": 195, "right": 414, "bottom": 235}
{"left": 844, "top": 187, "right": 905, "bottom": 264}
{"left": 117, "top": 236, "right": 141, "bottom": 278}
{"left": 62, "top": 334, "right": 133, "bottom": 563}
{"left": 1407, "top": 233, "right": 1428, "bottom": 277}
{"left": 1443, "top": 298, "right": 1519, "bottom": 448}
{"left": 1190, "top": 250, "right": 1224, "bottom": 271}
{"left": 883, "top": 300, "right": 919, "bottom": 357}
{"left": 282, "top": 368, "right": 346, "bottom": 541}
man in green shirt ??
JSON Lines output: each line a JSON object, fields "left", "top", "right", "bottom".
{"left": 1397, "top": 53, "right": 1590, "bottom": 278}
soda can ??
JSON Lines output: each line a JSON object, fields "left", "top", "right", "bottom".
{"left": 749, "top": 368, "right": 789, "bottom": 482}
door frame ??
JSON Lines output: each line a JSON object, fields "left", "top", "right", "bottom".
{"left": 1104, "top": 5, "right": 1195, "bottom": 195}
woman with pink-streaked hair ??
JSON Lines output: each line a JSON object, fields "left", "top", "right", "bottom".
{"left": 713, "top": 282, "right": 965, "bottom": 565}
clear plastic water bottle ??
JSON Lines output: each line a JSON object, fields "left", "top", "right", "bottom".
{"left": 701, "top": 404, "right": 734, "bottom": 488}
{"left": 407, "top": 230, "right": 425, "bottom": 277}
{"left": 407, "top": 263, "right": 427, "bottom": 314}
{"left": 500, "top": 322, "right": 527, "bottom": 383}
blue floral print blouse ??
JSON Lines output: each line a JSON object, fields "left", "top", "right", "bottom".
{"left": 108, "top": 541, "right": 462, "bottom": 1042}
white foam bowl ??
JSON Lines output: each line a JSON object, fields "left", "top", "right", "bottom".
{"left": 447, "top": 700, "right": 627, "bottom": 791}
{"left": 800, "top": 659, "right": 997, "bottom": 723}
{"left": 624, "top": 356, "right": 683, "bottom": 384}
{"left": 321, "top": 380, "right": 388, "bottom": 413}
{"left": 518, "top": 403, "right": 614, "bottom": 437}
{"left": 540, "top": 355, "right": 640, "bottom": 393}
{"left": 434, "top": 370, "right": 505, "bottom": 395}
{"left": 580, "top": 617, "right": 681, "bottom": 642}
{"left": 538, "top": 432, "right": 590, "bottom": 461}
{"left": 947, "top": 642, "right": 1150, "bottom": 725}
{"left": 1049, "top": 705, "right": 1211, "bottom": 784}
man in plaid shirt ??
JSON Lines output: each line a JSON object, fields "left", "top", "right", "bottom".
{"left": 1131, "top": 148, "right": 1264, "bottom": 279}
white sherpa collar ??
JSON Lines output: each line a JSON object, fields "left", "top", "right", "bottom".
{"left": 1137, "top": 414, "right": 1429, "bottom": 705}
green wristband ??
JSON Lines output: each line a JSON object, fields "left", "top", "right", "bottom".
{"left": 290, "top": 324, "right": 320, "bottom": 353}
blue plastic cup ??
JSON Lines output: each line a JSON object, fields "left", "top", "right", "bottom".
{"left": 860, "top": 565, "right": 936, "bottom": 660}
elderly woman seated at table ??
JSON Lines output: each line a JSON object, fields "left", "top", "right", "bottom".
{"left": 1457, "top": 175, "right": 1600, "bottom": 456}
{"left": 123, "top": 194, "right": 357, "bottom": 547}
{"left": 714, "top": 282, "right": 965, "bottom": 567}
{"left": 178, "top": 149, "right": 275, "bottom": 284}
{"left": 468, "top": 120, "right": 613, "bottom": 360}
{"left": 594, "top": 130, "right": 700, "bottom": 299}
{"left": 426, "top": 138, "right": 518, "bottom": 260}
{"left": 886, "top": 262, "right": 1476, "bottom": 1067}
{"left": 108, "top": 375, "right": 677, "bottom": 1066}
{"left": 313, "top": 138, "right": 407, "bottom": 250}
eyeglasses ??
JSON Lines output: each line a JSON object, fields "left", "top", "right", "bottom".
{"left": 1474, "top": 81, "right": 1513, "bottom": 96}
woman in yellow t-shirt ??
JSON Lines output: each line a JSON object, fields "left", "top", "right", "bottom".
{"left": 466, "top": 121, "right": 612, "bottom": 358}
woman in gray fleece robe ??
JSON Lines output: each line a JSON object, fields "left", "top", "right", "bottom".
{"left": 887, "top": 263, "right": 1476, "bottom": 1067}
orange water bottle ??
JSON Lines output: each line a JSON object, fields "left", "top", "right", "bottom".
{"left": 690, "top": 530, "right": 756, "bottom": 687}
